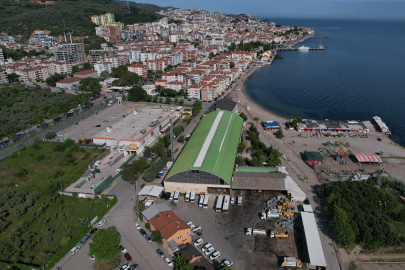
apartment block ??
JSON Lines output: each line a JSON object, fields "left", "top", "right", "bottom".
{"left": 105, "top": 55, "right": 129, "bottom": 68}
{"left": 144, "top": 59, "right": 166, "bottom": 72}
{"left": 94, "top": 61, "right": 112, "bottom": 76}
{"left": 56, "top": 43, "right": 85, "bottom": 63}
{"left": 0, "top": 69, "right": 8, "bottom": 84}
{"left": 127, "top": 64, "right": 146, "bottom": 77}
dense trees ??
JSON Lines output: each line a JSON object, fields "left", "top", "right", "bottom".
{"left": 246, "top": 125, "right": 282, "bottom": 166}
{"left": 111, "top": 65, "right": 139, "bottom": 86}
{"left": 79, "top": 78, "right": 101, "bottom": 96}
{"left": 127, "top": 86, "right": 149, "bottom": 102}
{"left": 89, "top": 227, "right": 121, "bottom": 260}
{"left": 192, "top": 100, "right": 203, "bottom": 116}
{"left": 324, "top": 181, "right": 405, "bottom": 249}
{"left": 239, "top": 112, "right": 248, "bottom": 122}
{"left": 0, "top": 85, "right": 91, "bottom": 139}
{"left": 46, "top": 73, "right": 67, "bottom": 86}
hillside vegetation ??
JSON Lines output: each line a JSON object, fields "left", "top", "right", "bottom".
{"left": 117, "top": 0, "right": 173, "bottom": 13}
{"left": 0, "top": 0, "right": 161, "bottom": 42}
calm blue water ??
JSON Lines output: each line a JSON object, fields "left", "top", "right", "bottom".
{"left": 245, "top": 19, "right": 405, "bottom": 145}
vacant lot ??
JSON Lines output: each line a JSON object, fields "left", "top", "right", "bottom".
{"left": 167, "top": 190, "right": 299, "bottom": 270}
{"left": 0, "top": 141, "right": 112, "bottom": 267}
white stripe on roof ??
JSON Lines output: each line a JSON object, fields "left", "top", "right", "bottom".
{"left": 213, "top": 114, "right": 233, "bottom": 171}
{"left": 193, "top": 111, "right": 224, "bottom": 168}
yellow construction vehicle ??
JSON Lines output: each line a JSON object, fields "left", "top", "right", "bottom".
{"left": 284, "top": 212, "right": 295, "bottom": 217}
{"left": 280, "top": 257, "right": 302, "bottom": 268}
{"left": 273, "top": 230, "right": 288, "bottom": 238}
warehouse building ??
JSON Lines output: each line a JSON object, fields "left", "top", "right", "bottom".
{"left": 164, "top": 110, "right": 243, "bottom": 193}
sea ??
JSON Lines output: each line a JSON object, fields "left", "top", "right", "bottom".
{"left": 244, "top": 19, "right": 405, "bottom": 146}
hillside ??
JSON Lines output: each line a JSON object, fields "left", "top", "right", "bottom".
{"left": 0, "top": 0, "right": 161, "bottom": 42}
{"left": 117, "top": 1, "right": 173, "bottom": 13}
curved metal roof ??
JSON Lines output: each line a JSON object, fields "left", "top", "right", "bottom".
{"left": 165, "top": 110, "right": 243, "bottom": 184}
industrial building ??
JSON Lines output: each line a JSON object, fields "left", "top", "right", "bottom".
{"left": 164, "top": 110, "right": 243, "bottom": 193}
{"left": 92, "top": 108, "right": 181, "bottom": 155}
{"left": 56, "top": 43, "right": 85, "bottom": 63}
{"left": 300, "top": 212, "right": 327, "bottom": 269}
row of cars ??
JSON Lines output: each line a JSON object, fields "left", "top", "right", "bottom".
{"left": 135, "top": 223, "right": 174, "bottom": 267}
{"left": 69, "top": 220, "right": 106, "bottom": 255}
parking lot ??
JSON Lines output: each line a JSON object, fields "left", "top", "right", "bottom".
{"left": 161, "top": 190, "right": 300, "bottom": 270}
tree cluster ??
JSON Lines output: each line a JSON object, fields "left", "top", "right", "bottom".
{"left": 79, "top": 77, "right": 101, "bottom": 96}
{"left": 324, "top": 180, "right": 405, "bottom": 249}
{"left": 89, "top": 227, "right": 121, "bottom": 260}
{"left": 111, "top": 65, "right": 140, "bottom": 86}
{"left": 192, "top": 100, "right": 203, "bottom": 116}
{"left": 290, "top": 117, "right": 302, "bottom": 128}
{"left": 120, "top": 157, "right": 148, "bottom": 184}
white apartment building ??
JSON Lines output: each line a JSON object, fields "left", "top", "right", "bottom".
{"left": 127, "top": 64, "right": 146, "bottom": 77}
{"left": 94, "top": 61, "right": 112, "bottom": 75}
{"left": 166, "top": 81, "right": 185, "bottom": 92}
{"left": 140, "top": 52, "right": 159, "bottom": 63}
{"left": 105, "top": 55, "right": 129, "bottom": 68}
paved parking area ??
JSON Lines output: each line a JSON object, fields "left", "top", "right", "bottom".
{"left": 163, "top": 190, "right": 299, "bottom": 270}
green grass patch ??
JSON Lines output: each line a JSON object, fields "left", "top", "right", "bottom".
{"left": 0, "top": 141, "right": 104, "bottom": 191}
{"left": 138, "top": 201, "right": 145, "bottom": 220}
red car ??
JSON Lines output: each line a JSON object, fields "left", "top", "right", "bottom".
{"left": 125, "top": 253, "right": 132, "bottom": 262}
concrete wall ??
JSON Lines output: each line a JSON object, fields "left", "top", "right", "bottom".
{"left": 163, "top": 182, "right": 231, "bottom": 194}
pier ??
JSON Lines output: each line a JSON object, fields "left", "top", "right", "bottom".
{"left": 279, "top": 44, "right": 325, "bottom": 51}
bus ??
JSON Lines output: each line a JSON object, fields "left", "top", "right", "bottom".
{"left": 222, "top": 195, "right": 230, "bottom": 214}
{"left": 185, "top": 191, "right": 190, "bottom": 202}
{"left": 190, "top": 192, "right": 195, "bottom": 203}
{"left": 215, "top": 195, "right": 224, "bottom": 213}
{"left": 174, "top": 191, "right": 179, "bottom": 202}
{"left": 203, "top": 195, "right": 210, "bottom": 209}
{"left": 198, "top": 195, "right": 205, "bottom": 207}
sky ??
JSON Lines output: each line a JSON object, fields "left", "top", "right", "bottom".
{"left": 129, "top": 0, "right": 405, "bottom": 20}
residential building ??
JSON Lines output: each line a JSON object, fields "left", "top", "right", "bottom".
{"left": 136, "top": 30, "right": 146, "bottom": 40}
{"left": 187, "top": 83, "right": 202, "bottom": 99}
{"left": 94, "top": 61, "right": 112, "bottom": 76}
{"left": 166, "top": 81, "right": 185, "bottom": 92}
{"left": 15, "top": 66, "right": 50, "bottom": 82}
{"left": 105, "top": 55, "right": 129, "bottom": 68}
{"left": 143, "top": 81, "right": 158, "bottom": 96}
{"left": 127, "top": 64, "right": 146, "bottom": 77}
{"left": 154, "top": 79, "right": 167, "bottom": 88}
{"left": 0, "top": 48, "right": 4, "bottom": 63}
{"left": 0, "top": 69, "right": 8, "bottom": 84}
{"left": 56, "top": 43, "right": 85, "bottom": 63}
{"left": 144, "top": 59, "right": 166, "bottom": 72}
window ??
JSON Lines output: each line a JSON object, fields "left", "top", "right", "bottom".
{"left": 177, "top": 235, "right": 182, "bottom": 239}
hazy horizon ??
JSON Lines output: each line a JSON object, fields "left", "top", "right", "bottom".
{"left": 128, "top": 0, "right": 405, "bottom": 21}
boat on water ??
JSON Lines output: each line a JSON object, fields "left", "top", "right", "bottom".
{"left": 298, "top": 45, "right": 309, "bottom": 51}
{"left": 373, "top": 116, "right": 391, "bottom": 135}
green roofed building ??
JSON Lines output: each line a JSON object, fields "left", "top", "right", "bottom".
{"left": 164, "top": 110, "right": 243, "bottom": 193}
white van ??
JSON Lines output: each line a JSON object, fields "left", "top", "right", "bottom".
{"left": 174, "top": 191, "right": 179, "bottom": 202}
{"left": 190, "top": 192, "right": 195, "bottom": 203}
{"left": 116, "top": 169, "right": 122, "bottom": 174}
{"left": 94, "top": 160, "right": 102, "bottom": 168}
{"left": 90, "top": 184, "right": 96, "bottom": 189}
{"left": 185, "top": 191, "right": 190, "bottom": 202}
{"left": 198, "top": 195, "right": 205, "bottom": 207}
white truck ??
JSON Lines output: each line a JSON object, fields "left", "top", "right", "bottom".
{"left": 237, "top": 196, "right": 242, "bottom": 206}
{"left": 246, "top": 228, "right": 266, "bottom": 236}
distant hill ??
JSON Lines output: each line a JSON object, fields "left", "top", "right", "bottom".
{"left": 116, "top": 1, "right": 173, "bottom": 13}
{"left": 0, "top": 0, "right": 162, "bottom": 42}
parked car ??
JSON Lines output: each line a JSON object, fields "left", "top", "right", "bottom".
{"left": 223, "top": 259, "right": 233, "bottom": 266}
{"left": 70, "top": 246, "right": 80, "bottom": 255}
{"left": 134, "top": 223, "right": 141, "bottom": 230}
{"left": 186, "top": 221, "right": 195, "bottom": 229}
{"left": 202, "top": 243, "right": 212, "bottom": 253}
{"left": 140, "top": 229, "right": 147, "bottom": 237}
{"left": 164, "top": 257, "right": 173, "bottom": 267}
{"left": 230, "top": 198, "right": 235, "bottom": 204}
{"left": 164, "top": 192, "right": 171, "bottom": 200}
{"left": 119, "top": 246, "right": 127, "bottom": 253}
{"left": 90, "top": 255, "right": 95, "bottom": 260}
{"left": 170, "top": 192, "right": 174, "bottom": 200}
{"left": 204, "top": 246, "right": 215, "bottom": 255}
{"left": 98, "top": 220, "right": 106, "bottom": 227}
{"left": 194, "top": 238, "right": 203, "bottom": 246}
{"left": 210, "top": 251, "right": 221, "bottom": 260}
{"left": 156, "top": 249, "right": 164, "bottom": 258}
{"left": 145, "top": 235, "right": 152, "bottom": 242}
{"left": 125, "top": 253, "right": 132, "bottom": 262}
{"left": 129, "top": 264, "right": 139, "bottom": 270}
{"left": 89, "top": 228, "right": 98, "bottom": 235}
{"left": 120, "top": 263, "right": 130, "bottom": 270}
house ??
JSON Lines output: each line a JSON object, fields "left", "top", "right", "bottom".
{"left": 176, "top": 244, "right": 215, "bottom": 270}
{"left": 143, "top": 81, "right": 158, "bottom": 96}
{"left": 303, "top": 152, "right": 324, "bottom": 167}
{"left": 55, "top": 77, "right": 81, "bottom": 90}
{"left": 142, "top": 204, "right": 191, "bottom": 253}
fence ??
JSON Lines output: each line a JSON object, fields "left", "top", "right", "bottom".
{"left": 119, "top": 152, "right": 137, "bottom": 169}
{"left": 94, "top": 175, "right": 114, "bottom": 195}
{"left": 88, "top": 149, "right": 111, "bottom": 168}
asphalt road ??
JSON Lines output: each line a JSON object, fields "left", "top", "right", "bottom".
{"left": 0, "top": 103, "right": 109, "bottom": 160}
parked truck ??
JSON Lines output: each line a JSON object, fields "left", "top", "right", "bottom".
{"left": 237, "top": 196, "right": 242, "bottom": 206}
{"left": 273, "top": 230, "right": 288, "bottom": 238}
{"left": 280, "top": 257, "right": 302, "bottom": 268}
{"left": 261, "top": 210, "right": 280, "bottom": 219}
{"left": 246, "top": 228, "right": 266, "bottom": 236}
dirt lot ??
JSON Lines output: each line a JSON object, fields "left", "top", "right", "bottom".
{"left": 165, "top": 190, "right": 299, "bottom": 270}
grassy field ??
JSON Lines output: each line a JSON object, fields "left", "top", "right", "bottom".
{"left": 0, "top": 140, "right": 112, "bottom": 267}
{"left": 0, "top": 140, "right": 104, "bottom": 191}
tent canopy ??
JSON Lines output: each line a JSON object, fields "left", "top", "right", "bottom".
{"left": 138, "top": 185, "right": 164, "bottom": 197}
{"left": 353, "top": 153, "right": 382, "bottom": 163}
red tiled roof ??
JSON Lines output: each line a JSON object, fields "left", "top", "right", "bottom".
{"left": 56, "top": 77, "right": 82, "bottom": 84}
{"left": 148, "top": 210, "right": 189, "bottom": 239}
{"left": 74, "top": 70, "right": 97, "bottom": 75}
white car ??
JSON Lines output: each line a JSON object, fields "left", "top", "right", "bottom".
{"left": 134, "top": 223, "right": 141, "bottom": 230}
{"left": 70, "top": 246, "right": 80, "bottom": 255}
{"left": 202, "top": 243, "right": 212, "bottom": 253}
{"left": 90, "top": 255, "right": 95, "bottom": 260}
{"left": 194, "top": 238, "right": 203, "bottom": 246}
{"left": 170, "top": 193, "right": 174, "bottom": 200}
{"left": 164, "top": 257, "right": 173, "bottom": 267}
{"left": 186, "top": 221, "right": 195, "bottom": 229}
{"left": 204, "top": 246, "right": 215, "bottom": 256}
{"left": 121, "top": 247, "right": 127, "bottom": 253}
{"left": 270, "top": 231, "right": 275, "bottom": 238}
{"left": 230, "top": 198, "right": 235, "bottom": 204}
{"left": 223, "top": 259, "right": 233, "bottom": 266}
{"left": 120, "top": 264, "right": 130, "bottom": 270}
{"left": 210, "top": 251, "right": 221, "bottom": 261}
{"left": 111, "top": 116, "right": 116, "bottom": 118}
{"left": 98, "top": 220, "right": 106, "bottom": 227}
